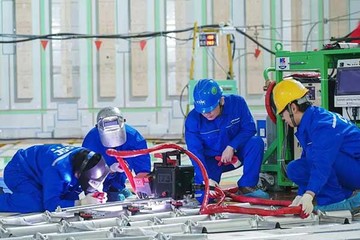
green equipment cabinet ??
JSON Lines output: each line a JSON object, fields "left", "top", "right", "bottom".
{"left": 261, "top": 43, "right": 360, "bottom": 190}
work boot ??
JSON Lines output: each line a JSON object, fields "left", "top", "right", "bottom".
{"left": 237, "top": 186, "right": 269, "bottom": 199}
{"left": 315, "top": 192, "right": 360, "bottom": 212}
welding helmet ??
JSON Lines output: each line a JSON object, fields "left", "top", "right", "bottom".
{"left": 96, "top": 107, "right": 127, "bottom": 147}
{"left": 193, "top": 79, "right": 223, "bottom": 114}
{"left": 73, "top": 150, "right": 110, "bottom": 193}
{"left": 273, "top": 79, "right": 309, "bottom": 114}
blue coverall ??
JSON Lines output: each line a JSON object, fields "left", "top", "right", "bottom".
{"left": 287, "top": 106, "right": 360, "bottom": 206}
{"left": 185, "top": 95, "right": 264, "bottom": 199}
{"left": 82, "top": 124, "right": 151, "bottom": 199}
{"left": 0, "top": 144, "right": 84, "bottom": 213}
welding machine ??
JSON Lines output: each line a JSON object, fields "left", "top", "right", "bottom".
{"left": 152, "top": 150, "right": 194, "bottom": 200}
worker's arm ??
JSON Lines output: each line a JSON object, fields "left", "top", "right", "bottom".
{"left": 42, "top": 168, "right": 80, "bottom": 211}
{"left": 227, "top": 96, "right": 257, "bottom": 150}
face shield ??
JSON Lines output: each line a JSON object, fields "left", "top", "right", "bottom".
{"left": 97, "top": 115, "right": 127, "bottom": 148}
{"left": 78, "top": 151, "right": 110, "bottom": 193}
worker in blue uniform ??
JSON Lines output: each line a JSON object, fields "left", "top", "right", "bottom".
{"left": 82, "top": 106, "right": 151, "bottom": 201}
{"left": 185, "top": 79, "right": 269, "bottom": 203}
{"left": 0, "top": 144, "right": 110, "bottom": 213}
{"left": 273, "top": 79, "right": 360, "bottom": 214}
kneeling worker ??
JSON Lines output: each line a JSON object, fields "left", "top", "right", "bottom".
{"left": 82, "top": 107, "right": 151, "bottom": 201}
{"left": 185, "top": 79, "right": 269, "bottom": 203}
{"left": 273, "top": 78, "right": 360, "bottom": 214}
{"left": 0, "top": 144, "right": 110, "bottom": 213}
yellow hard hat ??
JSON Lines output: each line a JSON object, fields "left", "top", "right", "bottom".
{"left": 273, "top": 78, "right": 309, "bottom": 114}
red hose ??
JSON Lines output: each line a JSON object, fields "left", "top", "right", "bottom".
{"left": 226, "top": 192, "right": 291, "bottom": 206}
{"left": 106, "top": 143, "right": 210, "bottom": 212}
{"left": 202, "top": 204, "right": 303, "bottom": 217}
{"left": 265, "top": 81, "right": 277, "bottom": 124}
{"left": 106, "top": 149, "right": 137, "bottom": 192}
{"left": 106, "top": 144, "right": 305, "bottom": 217}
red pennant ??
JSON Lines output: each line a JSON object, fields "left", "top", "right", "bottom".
{"left": 95, "top": 40, "right": 102, "bottom": 50}
{"left": 254, "top": 48, "right": 261, "bottom": 58}
{"left": 40, "top": 40, "right": 48, "bottom": 50}
{"left": 140, "top": 40, "right": 147, "bottom": 50}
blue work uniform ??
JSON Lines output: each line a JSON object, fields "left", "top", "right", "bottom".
{"left": 185, "top": 95, "right": 264, "bottom": 195}
{"left": 287, "top": 106, "right": 360, "bottom": 206}
{"left": 82, "top": 125, "right": 151, "bottom": 197}
{"left": 0, "top": 144, "right": 84, "bottom": 213}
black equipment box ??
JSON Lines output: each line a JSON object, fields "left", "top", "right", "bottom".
{"left": 153, "top": 150, "right": 194, "bottom": 200}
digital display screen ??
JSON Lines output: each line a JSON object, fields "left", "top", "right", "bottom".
{"left": 158, "top": 173, "right": 172, "bottom": 183}
{"left": 198, "top": 33, "right": 218, "bottom": 47}
{"left": 336, "top": 67, "right": 360, "bottom": 95}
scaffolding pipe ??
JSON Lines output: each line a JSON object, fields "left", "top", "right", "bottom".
{"left": 111, "top": 222, "right": 202, "bottom": 236}
{"left": 168, "top": 233, "right": 208, "bottom": 240}
{"left": 159, "top": 215, "right": 211, "bottom": 225}
{"left": 0, "top": 213, "right": 48, "bottom": 227}
{"left": 0, "top": 223, "right": 59, "bottom": 238}
{"left": 197, "top": 218, "right": 278, "bottom": 233}
{"left": 34, "top": 229, "right": 110, "bottom": 240}
{"left": 59, "top": 218, "right": 123, "bottom": 232}
{"left": 264, "top": 214, "right": 319, "bottom": 228}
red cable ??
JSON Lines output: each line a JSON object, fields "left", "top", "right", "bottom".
{"left": 106, "top": 143, "right": 210, "bottom": 212}
{"left": 226, "top": 192, "right": 291, "bottom": 206}
{"left": 106, "top": 149, "right": 137, "bottom": 192}
{"left": 202, "top": 204, "right": 304, "bottom": 217}
{"left": 265, "top": 81, "right": 277, "bottom": 124}
{"left": 106, "top": 144, "right": 305, "bottom": 217}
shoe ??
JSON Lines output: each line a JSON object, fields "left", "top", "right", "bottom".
{"left": 315, "top": 192, "right": 360, "bottom": 212}
{"left": 237, "top": 186, "right": 270, "bottom": 199}
{"left": 107, "top": 192, "right": 126, "bottom": 202}
{"left": 120, "top": 188, "right": 133, "bottom": 198}
{"left": 348, "top": 192, "right": 360, "bottom": 209}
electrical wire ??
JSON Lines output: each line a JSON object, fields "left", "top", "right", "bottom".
{"left": 206, "top": 47, "right": 232, "bottom": 78}
{"left": 235, "top": 28, "right": 275, "bottom": 55}
{"left": 179, "top": 84, "right": 188, "bottom": 118}
{"left": 305, "top": 21, "right": 322, "bottom": 52}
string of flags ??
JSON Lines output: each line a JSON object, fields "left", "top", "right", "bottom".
{"left": 40, "top": 39, "right": 148, "bottom": 51}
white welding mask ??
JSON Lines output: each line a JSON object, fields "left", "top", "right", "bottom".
{"left": 97, "top": 107, "right": 127, "bottom": 148}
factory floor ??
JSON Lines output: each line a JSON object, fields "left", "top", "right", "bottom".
{"left": 0, "top": 139, "right": 356, "bottom": 240}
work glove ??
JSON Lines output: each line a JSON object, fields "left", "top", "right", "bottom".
{"left": 208, "top": 179, "right": 220, "bottom": 199}
{"left": 107, "top": 187, "right": 134, "bottom": 202}
{"left": 215, "top": 156, "right": 241, "bottom": 168}
{"left": 289, "top": 195, "right": 303, "bottom": 207}
{"left": 298, "top": 193, "right": 314, "bottom": 215}
{"left": 109, "top": 162, "right": 124, "bottom": 173}
{"left": 77, "top": 192, "right": 108, "bottom": 206}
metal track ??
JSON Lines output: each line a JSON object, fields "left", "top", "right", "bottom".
{"left": 0, "top": 200, "right": 358, "bottom": 240}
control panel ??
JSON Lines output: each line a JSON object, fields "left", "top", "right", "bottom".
{"left": 337, "top": 58, "right": 360, "bottom": 68}
{"left": 335, "top": 58, "right": 360, "bottom": 107}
